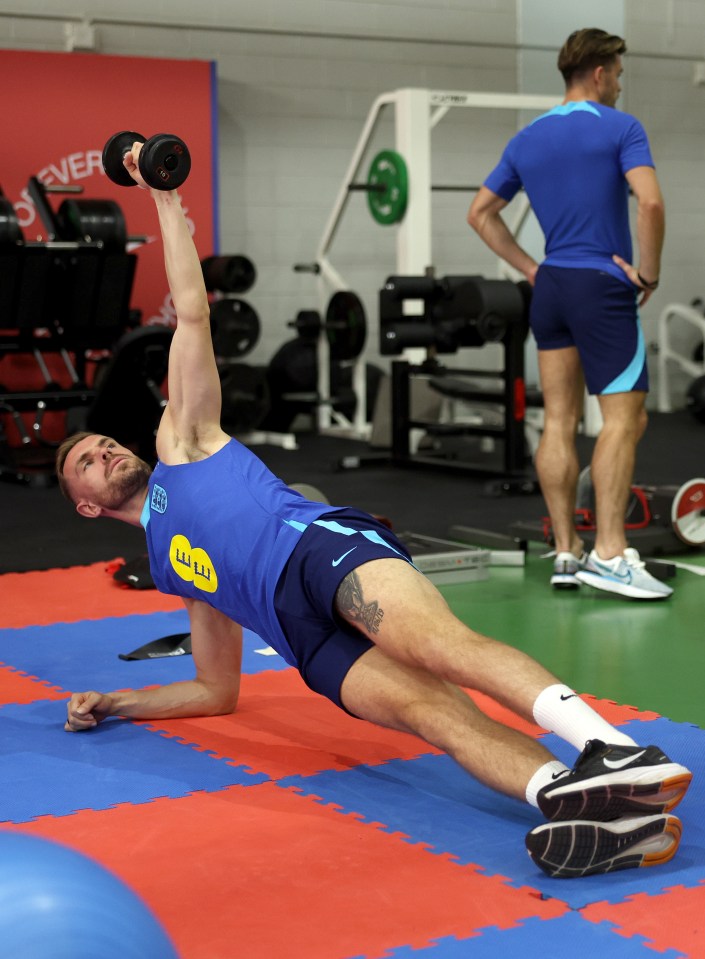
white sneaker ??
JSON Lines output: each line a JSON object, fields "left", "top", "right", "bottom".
{"left": 550, "top": 550, "right": 588, "bottom": 590}
{"left": 575, "top": 548, "right": 673, "bottom": 600}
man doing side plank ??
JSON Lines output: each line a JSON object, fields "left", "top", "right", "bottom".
{"left": 57, "top": 140, "right": 691, "bottom": 879}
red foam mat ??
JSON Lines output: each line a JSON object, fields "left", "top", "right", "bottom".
{"left": 142, "top": 669, "right": 550, "bottom": 780}
{"left": 4, "top": 785, "right": 567, "bottom": 959}
{"left": 142, "top": 671, "right": 658, "bottom": 780}
{"left": 0, "top": 663, "right": 68, "bottom": 704}
{"left": 582, "top": 883, "right": 705, "bottom": 956}
{"left": 143, "top": 667, "right": 444, "bottom": 778}
{"left": 1, "top": 561, "right": 182, "bottom": 628}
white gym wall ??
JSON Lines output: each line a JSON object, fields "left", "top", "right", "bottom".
{"left": 1, "top": 1, "right": 704, "bottom": 409}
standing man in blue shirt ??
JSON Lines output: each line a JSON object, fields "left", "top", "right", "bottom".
{"left": 468, "top": 28, "right": 668, "bottom": 600}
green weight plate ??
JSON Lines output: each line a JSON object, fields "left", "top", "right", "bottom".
{"left": 367, "top": 149, "right": 408, "bottom": 225}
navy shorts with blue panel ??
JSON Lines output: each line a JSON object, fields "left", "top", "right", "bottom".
{"left": 274, "top": 508, "right": 414, "bottom": 712}
{"left": 530, "top": 265, "right": 648, "bottom": 395}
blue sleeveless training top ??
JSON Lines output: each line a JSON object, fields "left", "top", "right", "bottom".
{"left": 141, "top": 439, "right": 340, "bottom": 666}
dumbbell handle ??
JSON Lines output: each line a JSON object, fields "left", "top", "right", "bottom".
{"left": 118, "top": 137, "right": 149, "bottom": 162}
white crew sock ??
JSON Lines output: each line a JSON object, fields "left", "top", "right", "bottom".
{"left": 525, "top": 760, "right": 569, "bottom": 808}
{"left": 532, "top": 683, "right": 637, "bottom": 751}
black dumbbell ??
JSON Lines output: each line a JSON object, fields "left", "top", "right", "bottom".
{"left": 102, "top": 131, "right": 192, "bottom": 191}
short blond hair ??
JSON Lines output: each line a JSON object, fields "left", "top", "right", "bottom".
{"left": 558, "top": 28, "right": 626, "bottom": 85}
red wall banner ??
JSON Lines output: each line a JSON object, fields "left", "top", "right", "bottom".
{"left": 0, "top": 49, "right": 217, "bottom": 403}
{"left": 2, "top": 48, "right": 217, "bottom": 325}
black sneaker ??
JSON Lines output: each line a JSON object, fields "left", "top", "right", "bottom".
{"left": 538, "top": 739, "right": 692, "bottom": 822}
{"left": 526, "top": 813, "right": 682, "bottom": 878}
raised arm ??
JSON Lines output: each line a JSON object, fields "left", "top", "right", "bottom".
{"left": 64, "top": 599, "right": 243, "bottom": 730}
{"left": 467, "top": 186, "right": 539, "bottom": 285}
{"left": 123, "top": 142, "right": 228, "bottom": 463}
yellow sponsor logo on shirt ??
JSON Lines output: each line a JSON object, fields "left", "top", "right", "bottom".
{"left": 169, "top": 534, "right": 218, "bottom": 593}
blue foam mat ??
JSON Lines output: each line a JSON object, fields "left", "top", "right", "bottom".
{"left": 374, "top": 912, "right": 686, "bottom": 959}
{"left": 0, "top": 612, "right": 288, "bottom": 692}
{"left": 0, "top": 699, "right": 269, "bottom": 823}
{"left": 282, "top": 717, "right": 704, "bottom": 910}
{"left": 1, "top": 610, "right": 702, "bottom": 923}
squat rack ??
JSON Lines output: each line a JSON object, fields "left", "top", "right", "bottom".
{"left": 306, "top": 87, "right": 558, "bottom": 436}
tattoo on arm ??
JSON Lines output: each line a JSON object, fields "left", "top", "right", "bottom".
{"left": 336, "top": 570, "right": 384, "bottom": 634}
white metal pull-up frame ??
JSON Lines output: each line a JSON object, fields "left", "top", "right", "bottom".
{"left": 312, "top": 87, "right": 558, "bottom": 435}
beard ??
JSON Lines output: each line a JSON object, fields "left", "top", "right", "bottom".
{"left": 101, "top": 455, "right": 153, "bottom": 511}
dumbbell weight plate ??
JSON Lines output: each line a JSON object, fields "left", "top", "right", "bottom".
{"left": 325, "top": 291, "right": 367, "bottom": 361}
{"left": 102, "top": 131, "right": 146, "bottom": 187}
{"left": 289, "top": 310, "right": 322, "bottom": 343}
{"left": 201, "top": 255, "right": 256, "bottom": 294}
{"left": 210, "top": 298, "right": 260, "bottom": 359}
{"left": 139, "top": 134, "right": 191, "bottom": 191}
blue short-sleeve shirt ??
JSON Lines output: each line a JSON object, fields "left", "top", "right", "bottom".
{"left": 484, "top": 101, "right": 654, "bottom": 283}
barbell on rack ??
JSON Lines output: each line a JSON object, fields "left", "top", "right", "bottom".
{"left": 207, "top": 286, "right": 368, "bottom": 434}
{"left": 288, "top": 291, "right": 367, "bottom": 362}
{"left": 348, "top": 150, "right": 487, "bottom": 225}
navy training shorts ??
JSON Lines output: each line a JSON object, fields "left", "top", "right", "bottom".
{"left": 530, "top": 265, "right": 648, "bottom": 395}
{"left": 274, "top": 508, "right": 414, "bottom": 712}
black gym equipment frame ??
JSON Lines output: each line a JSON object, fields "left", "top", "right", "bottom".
{"left": 0, "top": 179, "right": 139, "bottom": 486}
{"left": 382, "top": 274, "right": 536, "bottom": 486}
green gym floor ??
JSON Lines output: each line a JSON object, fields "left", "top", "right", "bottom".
{"left": 442, "top": 544, "right": 705, "bottom": 729}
